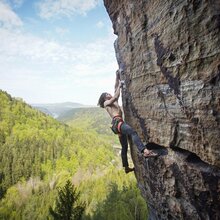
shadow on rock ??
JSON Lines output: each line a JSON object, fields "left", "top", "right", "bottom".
{"left": 146, "top": 142, "right": 168, "bottom": 156}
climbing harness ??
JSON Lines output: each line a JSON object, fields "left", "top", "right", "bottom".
{"left": 111, "top": 115, "right": 124, "bottom": 134}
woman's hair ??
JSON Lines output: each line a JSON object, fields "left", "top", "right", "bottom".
{"left": 97, "top": 92, "right": 107, "bottom": 108}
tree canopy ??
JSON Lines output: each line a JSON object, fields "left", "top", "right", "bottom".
{"left": 0, "top": 90, "right": 148, "bottom": 219}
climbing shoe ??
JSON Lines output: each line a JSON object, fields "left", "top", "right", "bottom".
{"left": 125, "top": 167, "right": 135, "bottom": 174}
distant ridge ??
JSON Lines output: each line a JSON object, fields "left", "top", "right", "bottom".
{"left": 31, "top": 102, "right": 94, "bottom": 118}
{"left": 57, "top": 107, "right": 113, "bottom": 136}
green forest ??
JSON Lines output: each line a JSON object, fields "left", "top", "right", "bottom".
{"left": 0, "top": 90, "right": 148, "bottom": 220}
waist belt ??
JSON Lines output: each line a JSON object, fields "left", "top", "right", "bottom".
{"left": 111, "top": 116, "right": 124, "bottom": 134}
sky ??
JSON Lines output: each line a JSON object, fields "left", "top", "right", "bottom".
{"left": 0, "top": 0, "right": 118, "bottom": 105}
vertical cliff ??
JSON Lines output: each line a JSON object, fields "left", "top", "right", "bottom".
{"left": 104, "top": 0, "right": 220, "bottom": 219}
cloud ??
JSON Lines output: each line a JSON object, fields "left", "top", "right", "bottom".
{"left": 0, "top": 0, "right": 118, "bottom": 105}
{"left": 0, "top": 60, "right": 117, "bottom": 104}
{"left": 0, "top": 24, "right": 116, "bottom": 66}
{"left": 10, "top": 0, "right": 25, "bottom": 8}
{"left": 0, "top": 1, "right": 23, "bottom": 28}
{"left": 36, "top": 0, "right": 100, "bottom": 19}
{"left": 0, "top": 20, "right": 118, "bottom": 104}
{"left": 0, "top": 27, "right": 77, "bottom": 62}
{"left": 55, "top": 27, "right": 69, "bottom": 35}
{"left": 96, "top": 21, "right": 104, "bottom": 28}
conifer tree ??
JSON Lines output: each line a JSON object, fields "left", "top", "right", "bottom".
{"left": 49, "top": 180, "right": 85, "bottom": 220}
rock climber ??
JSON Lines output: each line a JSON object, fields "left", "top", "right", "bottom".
{"left": 98, "top": 70, "right": 157, "bottom": 174}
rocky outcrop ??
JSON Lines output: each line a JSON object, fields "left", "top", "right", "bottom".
{"left": 104, "top": 0, "right": 220, "bottom": 219}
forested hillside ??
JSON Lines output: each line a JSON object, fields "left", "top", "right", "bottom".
{"left": 58, "top": 107, "right": 113, "bottom": 136}
{"left": 32, "top": 102, "right": 89, "bottom": 118}
{"left": 0, "top": 90, "right": 147, "bottom": 219}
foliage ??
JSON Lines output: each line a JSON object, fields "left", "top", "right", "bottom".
{"left": 0, "top": 177, "right": 56, "bottom": 220}
{"left": 93, "top": 182, "right": 148, "bottom": 220}
{"left": 0, "top": 90, "right": 114, "bottom": 195}
{"left": 49, "top": 180, "right": 85, "bottom": 220}
{"left": 58, "top": 107, "right": 115, "bottom": 137}
{"left": 0, "top": 90, "right": 148, "bottom": 220}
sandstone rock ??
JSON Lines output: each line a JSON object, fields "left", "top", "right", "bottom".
{"left": 104, "top": 0, "right": 220, "bottom": 219}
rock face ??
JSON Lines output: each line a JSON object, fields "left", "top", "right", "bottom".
{"left": 104, "top": 0, "right": 220, "bottom": 219}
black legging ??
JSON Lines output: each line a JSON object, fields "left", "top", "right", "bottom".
{"left": 119, "top": 123, "right": 145, "bottom": 167}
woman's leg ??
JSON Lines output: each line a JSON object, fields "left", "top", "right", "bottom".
{"left": 119, "top": 133, "right": 135, "bottom": 173}
{"left": 118, "top": 133, "right": 129, "bottom": 168}
{"left": 120, "top": 123, "right": 157, "bottom": 157}
{"left": 120, "top": 123, "right": 146, "bottom": 153}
